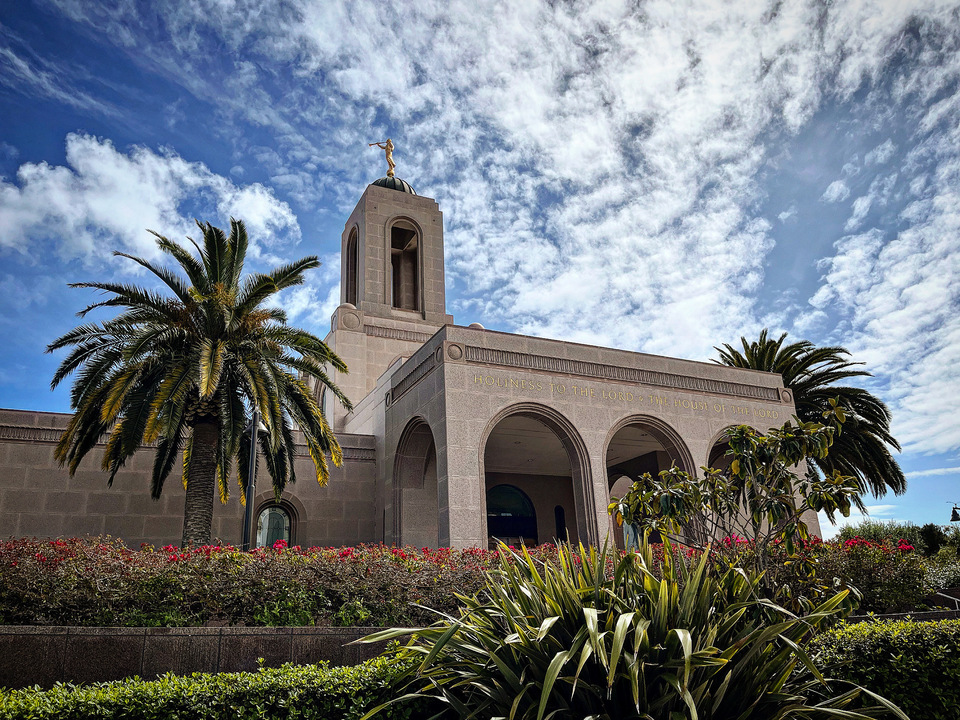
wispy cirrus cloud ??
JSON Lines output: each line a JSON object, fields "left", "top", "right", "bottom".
{"left": 23, "top": 0, "right": 960, "bottom": 461}
{"left": 0, "top": 27, "right": 120, "bottom": 117}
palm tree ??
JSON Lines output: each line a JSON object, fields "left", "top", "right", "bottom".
{"left": 714, "top": 330, "right": 905, "bottom": 499}
{"left": 47, "top": 219, "right": 351, "bottom": 546}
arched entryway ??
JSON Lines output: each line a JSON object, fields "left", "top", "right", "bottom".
{"left": 481, "top": 404, "right": 593, "bottom": 549}
{"left": 605, "top": 416, "right": 694, "bottom": 549}
{"left": 393, "top": 418, "right": 439, "bottom": 547}
{"left": 706, "top": 427, "right": 736, "bottom": 471}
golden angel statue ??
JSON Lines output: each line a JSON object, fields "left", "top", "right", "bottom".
{"left": 368, "top": 138, "right": 395, "bottom": 177}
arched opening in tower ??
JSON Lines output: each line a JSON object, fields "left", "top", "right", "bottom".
{"left": 390, "top": 222, "right": 419, "bottom": 311}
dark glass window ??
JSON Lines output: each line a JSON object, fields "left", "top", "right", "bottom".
{"left": 486, "top": 484, "right": 537, "bottom": 545}
{"left": 256, "top": 506, "right": 291, "bottom": 547}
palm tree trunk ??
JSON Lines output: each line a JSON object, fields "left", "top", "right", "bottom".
{"left": 181, "top": 420, "right": 218, "bottom": 546}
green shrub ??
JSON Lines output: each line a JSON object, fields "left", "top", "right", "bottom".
{"left": 364, "top": 543, "right": 900, "bottom": 720}
{"left": 919, "top": 523, "right": 949, "bottom": 556}
{"left": 811, "top": 619, "right": 960, "bottom": 720}
{"left": 0, "top": 656, "right": 434, "bottom": 720}
{"left": 926, "top": 552, "right": 960, "bottom": 592}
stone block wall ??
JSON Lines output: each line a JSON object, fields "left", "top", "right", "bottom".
{"left": 0, "top": 409, "right": 379, "bottom": 548}
{"left": 0, "top": 626, "right": 389, "bottom": 689}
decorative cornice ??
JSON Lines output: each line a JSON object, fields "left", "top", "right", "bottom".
{"left": 294, "top": 444, "right": 376, "bottom": 462}
{"left": 391, "top": 352, "right": 438, "bottom": 404}
{"left": 0, "top": 424, "right": 64, "bottom": 444}
{"left": 463, "top": 346, "right": 782, "bottom": 402}
{"left": 0, "top": 423, "right": 377, "bottom": 463}
{"left": 363, "top": 325, "right": 433, "bottom": 344}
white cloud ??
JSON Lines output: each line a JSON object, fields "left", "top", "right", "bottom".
{"left": 0, "top": 133, "right": 300, "bottom": 264}
{"left": 865, "top": 139, "right": 897, "bottom": 165}
{"left": 906, "top": 466, "right": 960, "bottom": 478}
{"left": 809, "top": 65, "right": 960, "bottom": 455}
{"left": 37, "top": 0, "right": 960, "bottom": 458}
{"left": 0, "top": 38, "right": 118, "bottom": 117}
{"left": 821, "top": 180, "right": 851, "bottom": 203}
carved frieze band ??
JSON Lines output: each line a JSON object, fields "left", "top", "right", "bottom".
{"left": 462, "top": 346, "right": 782, "bottom": 402}
{"left": 0, "top": 424, "right": 64, "bottom": 444}
{"left": 364, "top": 325, "right": 433, "bottom": 344}
{"left": 0, "top": 423, "right": 377, "bottom": 462}
{"left": 391, "top": 353, "right": 438, "bottom": 403}
{"left": 293, "top": 445, "right": 376, "bottom": 462}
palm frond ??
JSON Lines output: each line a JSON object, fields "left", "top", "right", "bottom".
{"left": 716, "top": 330, "right": 905, "bottom": 498}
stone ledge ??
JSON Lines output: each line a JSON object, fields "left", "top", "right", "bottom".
{"left": 0, "top": 625, "right": 391, "bottom": 689}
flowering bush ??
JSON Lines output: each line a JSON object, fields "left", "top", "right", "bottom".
{"left": 0, "top": 534, "right": 936, "bottom": 626}
{"left": 812, "top": 536, "right": 929, "bottom": 613}
{"left": 925, "top": 548, "right": 960, "bottom": 592}
{"left": 0, "top": 537, "right": 568, "bottom": 627}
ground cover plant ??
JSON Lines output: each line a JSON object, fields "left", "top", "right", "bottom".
{"left": 810, "top": 619, "right": 960, "bottom": 720}
{"left": 0, "top": 655, "right": 436, "bottom": 720}
{"left": 362, "top": 542, "right": 905, "bottom": 720}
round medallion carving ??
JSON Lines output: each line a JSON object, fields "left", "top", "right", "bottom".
{"left": 447, "top": 343, "right": 463, "bottom": 360}
{"left": 435, "top": 347, "right": 444, "bottom": 363}
{"left": 780, "top": 388, "right": 793, "bottom": 404}
{"left": 341, "top": 311, "right": 361, "bottom": 330}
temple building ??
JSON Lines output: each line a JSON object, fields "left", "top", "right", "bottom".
{"left": 0, "top": 166, "right": 815, "bottom": 549}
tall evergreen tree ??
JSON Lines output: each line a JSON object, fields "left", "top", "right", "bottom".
{"left": 715, "top": 330, "right": 905, "bottom": 499}
{"left": 48, "top": 219, "right": 351, "bottom": 545}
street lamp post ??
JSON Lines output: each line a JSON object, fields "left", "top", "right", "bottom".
{"left": 241, "top": 409, "right": 265, "bottom": 551}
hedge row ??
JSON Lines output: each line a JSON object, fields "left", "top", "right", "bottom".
{"left": 2, "top": 536, "right": 952, "bottom": 629}
{"left": 0, "top": 538, "right": 509, "bottom": 627}
{"left": 5, "top": 620, "right": 957, "bottom": 720}
{"left": 811, "top": 619, "right": 960, "bottom": 720}
{"left": 0, "top": 655, "right": 436, "bottom": 720}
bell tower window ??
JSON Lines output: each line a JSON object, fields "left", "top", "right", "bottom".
{"left": 345, "top": 229, "right": 358, "bottom": 306}
{"left": 390, "top": 220, "right": 420, "bottom": 311}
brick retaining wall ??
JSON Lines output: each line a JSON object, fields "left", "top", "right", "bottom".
{"left": 0, "top": 626, "right": 390, "bottom": 690}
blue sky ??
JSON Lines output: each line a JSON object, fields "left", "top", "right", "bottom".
{"left": 1, "top": 0, "right": 959, "bottom": 537}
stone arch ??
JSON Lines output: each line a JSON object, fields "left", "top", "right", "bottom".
{"left": 603, "top": 414, "right": 695, "bottom": 479}
{"left": 393, "top": 417, "right": 439, "bottom": 546}
{"left": 478, "top": 402, "right": 596, "bottom": 546}
{"left": 385, "top": 216, "right": 423, "bottom": 312}
{"left": 603, "top": 414, "right": 694, "bottom": 549}
{"left": 706, "top": 425, "right": 739, "bottom": 469}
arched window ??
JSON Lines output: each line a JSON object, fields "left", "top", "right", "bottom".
{"left": 486, "top": 484, "right": 537, "bottom": 545}
{"left": 389, "top": 220, "right": 420, "bottom": 310}
{"left": 256, "top": 505, "right": 291, "bottom": 547}
{"left": 345, "top": 229, "right": 358, "bottom": 306}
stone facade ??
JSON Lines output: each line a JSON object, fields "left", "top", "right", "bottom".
{"left": 0, "top": 177, "right": 818, "bottom": 549}
{"left": 0, "top": 410, "right": 376, "bottom": 547}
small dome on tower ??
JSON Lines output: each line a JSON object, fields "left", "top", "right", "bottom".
{"left": 371, "top": 176, "right": 417, "bottom": 195}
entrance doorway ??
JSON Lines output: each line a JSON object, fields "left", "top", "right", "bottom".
{"left": 393, "top": 419, "right": 439, "bottom": 547}
{"left": 483, "top": 412, "right": 581, "bottom": 549}
{"left": 605, "top": 417, "right": 693, "bottom": 549}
